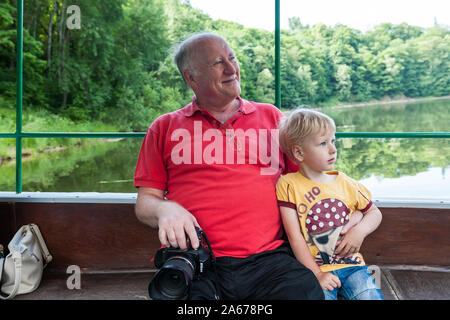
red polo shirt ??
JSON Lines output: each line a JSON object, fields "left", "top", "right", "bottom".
{"left": 134, "top": 97, "right": 297, "bottom": 258}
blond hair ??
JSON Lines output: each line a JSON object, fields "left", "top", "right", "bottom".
{"left": 278, "top": 108, "right": 336, "bottom": 162}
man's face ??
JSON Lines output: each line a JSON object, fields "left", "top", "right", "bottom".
{"left": 185, "top": 36, "right": 241, "bottom": 105}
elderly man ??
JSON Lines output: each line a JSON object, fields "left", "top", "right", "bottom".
{"left": 134, "top": 32, "right": 324, "bottom": 300}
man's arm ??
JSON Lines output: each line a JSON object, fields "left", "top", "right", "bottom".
{"left": 135, "top": 187, "right": 200, "bottom": 250}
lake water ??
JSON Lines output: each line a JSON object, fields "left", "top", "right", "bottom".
{"left": 0, "top": 98, "right": 449, "bottom": 200}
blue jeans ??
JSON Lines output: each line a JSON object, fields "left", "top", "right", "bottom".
{"left": 323, "top": 266, "right": 383, "bottom": 300}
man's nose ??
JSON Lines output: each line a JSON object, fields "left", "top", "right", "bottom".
{"left": 224, "top": 59, "right": 238, "bottom": 74}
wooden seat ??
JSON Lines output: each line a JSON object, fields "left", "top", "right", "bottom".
{"left": 12, "top": 267, "right": 450, "bottom": 300}
{"left": 1, "top": 194, "right": 449, "bottom": 300}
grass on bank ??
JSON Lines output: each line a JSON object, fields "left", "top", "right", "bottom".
{"left": 0, "top": 107, "right": 118, "bottom": 160}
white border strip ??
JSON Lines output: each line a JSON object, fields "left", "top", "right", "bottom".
{"left": 0, "top": 192, "right": 137, "bottom": 204}
{"left": 0, "top": 192, "right": 449, "bottom": 208}
{"left": 373, "top": 197, "right": 450, "bottom": 209}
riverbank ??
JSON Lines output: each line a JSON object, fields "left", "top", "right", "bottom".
{"left": 0, "top": 107, "right": 119, "bottom": 163}
{"left": 2, "top": 94, "right": 449, "bottom": 164}
{"left": 317, "top": 95, "right": 450, "bottom": 110}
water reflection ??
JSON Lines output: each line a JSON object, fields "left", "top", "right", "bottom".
{"left": 322, "top": 98, "right": 450, "bottom": 133}
{"left": 0, "top": 98, "right": 449, "bottom": 198}
{"left": 334, "top": 138, "right": 450, "bottom": 199}
{"left": 0, "top": 139, "right": 141, "bottom": 193}
{"left": 360, "top": 166, "right": 449, "bottom": 200}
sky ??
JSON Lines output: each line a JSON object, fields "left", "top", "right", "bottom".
{"left": 188, "top": 0, "right": 450, "bottom": 32}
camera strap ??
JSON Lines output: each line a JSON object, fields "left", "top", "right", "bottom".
{"left": 199, "top": 230, "right": 221, "bottom": 300}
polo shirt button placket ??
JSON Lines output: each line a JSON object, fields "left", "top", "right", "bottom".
{"left": 226, "top": 123, "right": 242, "bottom": 152}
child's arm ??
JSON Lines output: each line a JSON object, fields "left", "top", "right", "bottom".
{"left": 334, "top": 204, "right": 382, "bottom": 258}
{"left": 340, "top": 210, "right": 363, "bottom": 235}
{"left": 280, "top": 206, "right": 341, "bottom": 291}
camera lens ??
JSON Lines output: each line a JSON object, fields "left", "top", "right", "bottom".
{"left": 156, "top": 269, "right": 187, "bottom": 298}
{"left": 149, "top": 256, "right": 195, "bottom": 300}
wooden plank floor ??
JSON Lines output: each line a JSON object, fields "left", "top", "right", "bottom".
{"left": 12, "top": 267, "right": 449, "bottom": 300}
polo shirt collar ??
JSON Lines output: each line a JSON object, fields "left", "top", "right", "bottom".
{"left": 183, "top": 96, "right": 256, "bottom": 117}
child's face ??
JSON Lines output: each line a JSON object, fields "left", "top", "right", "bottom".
{"left": 295, "top": 129, "right": 337, "bottom": 172}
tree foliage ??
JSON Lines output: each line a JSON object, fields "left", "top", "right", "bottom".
{"left": 1, "top": 0, "right": 449, "bottom": 130}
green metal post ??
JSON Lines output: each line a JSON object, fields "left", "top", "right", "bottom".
{"left": 16, "top": 0, "right": 23, "bottom": 194}
{"left": 274, "top": 0, "right": 281, "bottom": 108}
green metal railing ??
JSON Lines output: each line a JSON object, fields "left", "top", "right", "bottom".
{"left": 1, "top": 0, "right": 449, "bottom": 193}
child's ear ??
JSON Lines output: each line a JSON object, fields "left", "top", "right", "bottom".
{"left": 292, "top": 145, "right": 304, "bottom": 162}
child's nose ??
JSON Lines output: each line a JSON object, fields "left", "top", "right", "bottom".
{"left": 329, "top": 144, "right": 337, "bottom": 153}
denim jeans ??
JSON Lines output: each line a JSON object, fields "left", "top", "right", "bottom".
{"left": 323, "top": 266, "right": 383, "bottom": 300}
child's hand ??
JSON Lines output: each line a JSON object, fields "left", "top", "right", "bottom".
{"left": 335, "top": 225, "right": 366, "bottom": 258}
{"left": 316, "top": 271, "right": 341, "bottom": 291}
{"left": 340, "top": 210, "right": 363, "bottom": 235}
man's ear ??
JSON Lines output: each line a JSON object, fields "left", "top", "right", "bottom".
{"left": 292, "top": 145, "right": 304, "bottom": 162}
{"left": 183, "top": 69, "right": 196, "bottom": 89}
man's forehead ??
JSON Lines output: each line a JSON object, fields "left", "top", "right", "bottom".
{"left": 195, "top": 36, "right": 233, "bottom": 52}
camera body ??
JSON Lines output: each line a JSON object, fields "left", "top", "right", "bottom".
{"left": 149, "top": 227, "right": 213, "bottom": 300}
{"left": 153, "top": 243, "right": 211, "bottom": 277}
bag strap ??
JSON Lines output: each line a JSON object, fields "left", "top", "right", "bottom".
{"left": 29, "top": 224, "right": 53, "bottom": 266}
{"left": 0, "top": 244, "right": 4, "bottom": 280}
{"left": 0, "top": 251, "right": 22, "bottom": 300}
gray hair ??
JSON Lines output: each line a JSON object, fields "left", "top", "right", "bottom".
{"left": 173, "top": 32, "right": 225, "bottom": 77}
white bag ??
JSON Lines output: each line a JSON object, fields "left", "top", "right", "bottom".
{"left": 0, "top": 224, "right": 52, "bottom": 300}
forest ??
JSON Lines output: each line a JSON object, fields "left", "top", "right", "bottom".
{"left": 1, "top": 0, "right": 449, "bottom": 132}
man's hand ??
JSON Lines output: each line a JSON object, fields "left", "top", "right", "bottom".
{"left": 135, "top": 187, "right": 201, "bottom": 250}
{"left": 157, "top": 201, "right": 201, "bottom": 250}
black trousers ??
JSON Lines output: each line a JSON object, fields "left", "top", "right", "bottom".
{"left": 189, "top": 244, "right": 324, "bottom": 300}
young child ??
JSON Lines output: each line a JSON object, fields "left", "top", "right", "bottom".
{"left": 276, "top": 108, "right": 383, "bottom": 300}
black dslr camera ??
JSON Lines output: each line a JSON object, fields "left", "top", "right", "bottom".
{"left": 148, "top": 227, "right": 214, "bottom": 300}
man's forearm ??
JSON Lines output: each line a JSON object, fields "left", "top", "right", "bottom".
{"left": 135, "top": 187, "right": 200, "bottom": 249}
{"left": 135, "top": 187, "right": 165, "bottom": 228}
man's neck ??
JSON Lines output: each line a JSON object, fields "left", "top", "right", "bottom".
{"left": 197, "top": 97, "right": 241, "bottom": 123}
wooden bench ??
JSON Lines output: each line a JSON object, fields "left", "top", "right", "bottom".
{"left": 1, "top": 193, "right": 449, "bottom": 300}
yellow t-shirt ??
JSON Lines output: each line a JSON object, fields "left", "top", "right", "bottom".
{"left": 276, "top": 171, "right": 373, "bottom": 272}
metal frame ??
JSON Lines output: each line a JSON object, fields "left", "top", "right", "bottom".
{"left": 0, "top": 191, "right": 449, "bottom": 209}
{"left": 0, "top": 0, "right": 448, "bottom": 193}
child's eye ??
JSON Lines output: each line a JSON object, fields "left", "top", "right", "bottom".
{"left": 320, "top": 142, "right": 326, "bottom": 146}
{"left": 331, "top": 139, "right": 336, "bottom": 145}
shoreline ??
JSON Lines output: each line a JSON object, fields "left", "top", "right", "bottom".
{"left": 317, "top": 95, "right": 450, "bottom": 110}
{"left": 2, "top": 95, "right": 449, "bottom": 165}
{"left": 0, "top": 138, "right": 124, "bottom": 166}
